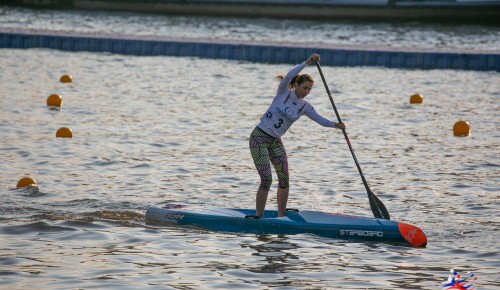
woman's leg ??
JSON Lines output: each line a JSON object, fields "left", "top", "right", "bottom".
{"left": 269, "top": 138, "right": 289, "bottom": 217}
{"left": 277, "top": 187, "right": 289, "bottom": 217}
{"left": 255, "top": 188, "right": 269, "bottom": 218}
{"left": 249, "top": 128, "right": 273, "bottom": 217}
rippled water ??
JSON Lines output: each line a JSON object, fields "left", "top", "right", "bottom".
{"left": 1, "top": 6, "right": 500, "bottom": 290}
{"left": 1, "top": 6, "right": 500, "bottom": 51}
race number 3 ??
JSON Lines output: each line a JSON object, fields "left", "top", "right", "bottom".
{"left": 274, "top": 119, "right": 283, "bottom": 129}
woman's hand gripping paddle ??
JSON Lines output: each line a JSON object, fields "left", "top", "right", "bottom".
{"left": 315, "top": 61, "right": 390, "bottom": 220}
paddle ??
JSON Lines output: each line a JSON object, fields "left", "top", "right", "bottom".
{"left": 315, "top": 61, "right": 390, "bottom": 220}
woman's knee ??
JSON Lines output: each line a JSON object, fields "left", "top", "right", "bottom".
{"left": 277, "top": 173, "right": 289, "bottom": 189}
{"left": 259, "top": 178, "right": 273, "bottom": 191}
{"left": 278, "top": 180, "right": 289, "bottom": 189}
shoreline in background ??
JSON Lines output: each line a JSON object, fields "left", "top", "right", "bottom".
{"left": 3, "top": 0, "right": 500, "bottom": 24}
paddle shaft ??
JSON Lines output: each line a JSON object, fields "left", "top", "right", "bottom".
{"left": 315, "top": 61, "right": 390, "bottom": 220}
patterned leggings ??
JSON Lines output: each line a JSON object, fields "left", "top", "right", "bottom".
{"left": 249, "top": 127, "right": 289, "bottom": 191}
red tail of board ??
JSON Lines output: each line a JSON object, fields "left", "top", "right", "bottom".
{"left": 398, "top": 222, "right": 427, "bottom": 247}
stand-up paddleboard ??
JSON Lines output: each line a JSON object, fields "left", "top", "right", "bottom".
{"left": 145, "top": 204, "right": 427, "bottom": 247}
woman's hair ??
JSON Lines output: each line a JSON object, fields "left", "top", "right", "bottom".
{"left": 277, "top": 73, "right": 314, "bottom": 89}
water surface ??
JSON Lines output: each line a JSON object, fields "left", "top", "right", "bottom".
{"left": 0, "top": 6, "right": 499, "bottom": 289}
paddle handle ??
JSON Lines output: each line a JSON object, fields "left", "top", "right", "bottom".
{"left": 315, "top": 62, "right": 369, "bottom": 188}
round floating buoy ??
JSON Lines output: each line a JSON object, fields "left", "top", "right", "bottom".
{"left": 56, "top": 127, "right": 73, "bottom": 138}
{"left": 453, "top": 120, "right": 470, "bottom": 137}
{"left": 60, "top": 75, "right": 72, "bottom": 83}
{"left": 409, "top": 93, "right": 423, "bottom": 104}
{"left": 17, "top": 177, "right": 37, "bottom": 188}
{"left": 47, "top": 94, "right": 63, "bottom": 107}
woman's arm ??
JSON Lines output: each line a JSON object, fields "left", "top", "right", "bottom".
{"left": 305, "top": 106, "right": 346, "bottom": 129}
{"left": 305, "top": 106, "right": 337, "bottom": 127}
{"left": 276, "top": 54, "right": 319, "bottom": 95}
{"left": 276, "top": 62, "right": 306, "bottom": 95}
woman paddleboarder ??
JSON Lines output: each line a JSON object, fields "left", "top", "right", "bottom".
{"left": 249, "top": 53, "right": 346, "bottom": 218}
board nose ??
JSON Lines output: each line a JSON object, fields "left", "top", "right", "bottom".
{"left": 397, "top": 222, "right": 427, "bottom": 247}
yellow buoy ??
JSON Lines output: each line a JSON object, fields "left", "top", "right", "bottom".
{"left": 60, "top": 74, "right": 72, "bottom": 83}
{"left": 47, "top": 94, "right": 63, "bottom": 107}
{"left": 56, "top": 127, "right": 73, "bottom": 138}
{"left": 453, "top": 120, "right": 471, "bottom": 137}
{"left": 410, "top": 93, "right": 423, "bottom": 104}
{"left": 17, "top": 177, "right": 37, "bottom": 188}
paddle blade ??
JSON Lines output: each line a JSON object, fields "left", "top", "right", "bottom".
{"left": 367, "top": 189, "right": 390, "bottom": 220}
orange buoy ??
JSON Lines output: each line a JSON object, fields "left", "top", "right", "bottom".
{"left": 409, "top": 93, "right": 423, "bottom": 104}
{"left": 60, "top": 75, "right": 72, "bottom": 83}
{"left": 453, "top": 120, "right": 470, "bottom": 137}
{"left": 56, "top": 127, "right": 73, "bottom": 138}
{"left": 17, "top": 177, "right": 37, "bottom": 188}
{"left": 47, "top": 94, "right": 63, "bottom": 107}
